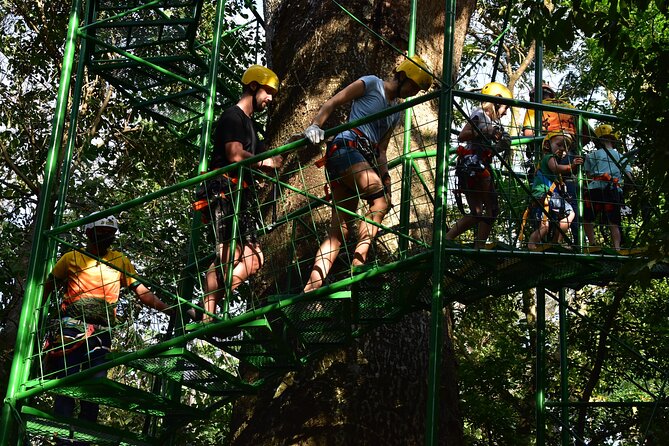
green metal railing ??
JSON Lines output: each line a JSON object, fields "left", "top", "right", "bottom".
{"left": 1, "top": 1, "right": 662, "bottom": 445}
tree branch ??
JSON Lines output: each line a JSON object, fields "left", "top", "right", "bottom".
{"left": 0, "top": 140, "right": 40, "bottom": 195}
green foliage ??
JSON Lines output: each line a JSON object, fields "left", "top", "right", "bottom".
{"left": 455, "top": 279, "right": 669, "bottom": 444}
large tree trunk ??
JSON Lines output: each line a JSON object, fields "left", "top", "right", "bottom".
{"left": 229, "top": 1, "right": 472, "bottom": 444}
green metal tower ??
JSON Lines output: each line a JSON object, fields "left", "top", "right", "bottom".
{"left": 1, "top": 1, "right": 665, "bottom": 445}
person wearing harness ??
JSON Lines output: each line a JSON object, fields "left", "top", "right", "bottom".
{"left": 302, "top": 55, "right": 432, "bottom": 292}
{"left": 199, "top": 64, "right": 283, "bottom": 323}
{"left": 445, "top": 81, "right": 512, "bottom": 248}
{"left": 583, "top": 124, "right": 633, "bottom": 250}
{"left": 526, "top": 132, "right": 584, "bottom": 251}
{"left": 41, "top": 214, "right": 174, "bottom": 445}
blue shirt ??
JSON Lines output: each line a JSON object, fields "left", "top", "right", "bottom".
{"left": 338, "top": 75, "right": 400, "bottom": 144}
{"left": 584, "top": 147, "right": 631, "bottom": 189}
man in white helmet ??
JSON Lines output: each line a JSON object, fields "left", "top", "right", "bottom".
{"left": 199, "top": 64, "right": 283, "bottom": 323}
{"left": 41, "top": 214, "right": 176, "bottom": 444}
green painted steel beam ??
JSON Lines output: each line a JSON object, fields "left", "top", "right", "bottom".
{"left": 559, "top": 289, "right": 570, "bottom": 446}
{"left": 79, "top": 0, "right": 163, "bottom": 31}
{"left": 536, "top": 287, "right": 546, "bottom": 446}
{"left": 9, "top": 251, "right": 433, "bottom": 404}
{"left": 79, "top": 32, "right": 208, "bottom": 92}
{"left": 398, "top": 0, "right": 419, "bottom": 258}
{"left": 426, "top": 0, "right": 457, "bottom": 442}
{"left": 455, "top": 89, "right": 630, "bottom": 123}
{"left": 0, "top": 1, "right": 84, "bottom": 444}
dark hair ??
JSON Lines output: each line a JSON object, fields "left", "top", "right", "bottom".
{"left": 529, "top": 84, "right": 556, "bottom": 101}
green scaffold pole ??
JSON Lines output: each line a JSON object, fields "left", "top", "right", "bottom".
{"left": 0, "top": 0, "right": 83, "bottom": 443}
{"left": 426, "top": 0, "right": 456, "bottom": 443}
{"left": 398, "top": 0, "right": 418, "bottom": 257}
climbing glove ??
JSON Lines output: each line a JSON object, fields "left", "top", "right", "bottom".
{"left": 305, "top": 124, "right": 325, "bottom": 144}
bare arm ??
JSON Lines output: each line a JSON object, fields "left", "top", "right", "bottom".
{"left": 225, "top": 141, "right": 282, "bottom": 172}
{"left": 376, "top": 126, "right": 395, "bottom": 183}
{"left": 548, "top": 155, "right": 583, "bottom": 174}
{"left": 133, "top": 283, "right": 172, "bottom": 315}
{"left": 310, "top": 80, "right": 366, "bottom": 127}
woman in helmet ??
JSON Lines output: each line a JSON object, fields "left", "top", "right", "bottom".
{"left": 202, "top": 65, "right": 283, "bottom": 322}
{"left": 446, "top": 81, "right": 511, "bottom": 248}
{"left": 302, "top": 55, "right": 433, "bottom": 292}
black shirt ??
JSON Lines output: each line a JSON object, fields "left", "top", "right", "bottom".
{"left": 211, "top": 105, "right": 264, "bottom": 170}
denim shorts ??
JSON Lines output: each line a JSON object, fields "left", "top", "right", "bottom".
{"left": 325, "top": 142, "right": 368, "bottom": 180}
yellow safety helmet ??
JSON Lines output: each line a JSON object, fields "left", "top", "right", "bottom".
{"left": 542, "top": 130, "right": 573, "bottom": 151}
{"left": 481, "top": 81, "right": 512, "bottom": 99}
{"left": 241, "top": 65, "right": 279, "bottom": 95}
{"left": 594, "top": 124, "right": 618, "bottom": 140}
{"left": 396, "top": 55, "right": 433, "bottom": 91}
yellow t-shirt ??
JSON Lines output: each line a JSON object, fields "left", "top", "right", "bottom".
{"left": 51, "top": 249, "right": 137, "bottom": 323}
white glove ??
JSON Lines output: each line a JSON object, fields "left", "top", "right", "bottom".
{"left": 305, "top": 124, "right": 325, "bottom": 144}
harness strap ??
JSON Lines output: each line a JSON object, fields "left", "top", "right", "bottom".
{"left": 519, "top": 181, "right": 559, "bottom": 240}
{"left": 192, "top": 172, "right": 250, "bottom": 214}
{"left": 315, "top": 139, "right": 357, "bottom": 168}
{"left": 44, "top": 322, "right": 97, "bottom": 359}
{"left": 592, "top": 173, "right": 619, "bottom": 186}
{"left": 198, "top": 171, "right": 250, "bottom": 188}
{"left": 315, "top": 127, "right": 378, "bottom": 168}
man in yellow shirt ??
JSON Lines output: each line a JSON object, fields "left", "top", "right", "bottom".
{"left": 42, "top": 214, "right": 174, "bottom": 445}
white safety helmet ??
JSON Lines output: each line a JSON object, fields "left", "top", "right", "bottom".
{"left": 84, "top": 214, "right": 119, "bottom": 231}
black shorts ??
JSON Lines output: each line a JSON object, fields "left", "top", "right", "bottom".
{"left": 584, "top": 187, "right": 622, "bottom": 225}
{"left": 204, "top": 177, "right": 261, "bottom": 245}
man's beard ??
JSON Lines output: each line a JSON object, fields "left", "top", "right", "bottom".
{"left": 252, "top": 91, "right": 266, "bottom": 113}
{"left": 92, "top": 236, "right": 115, "bottom": 253}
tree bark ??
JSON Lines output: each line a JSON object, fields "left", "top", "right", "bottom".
{"left": 228, "top": 1, "right": 472, "bottom": 444}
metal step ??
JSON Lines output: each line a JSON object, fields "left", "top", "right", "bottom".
{"left": 49, "top": 377, "right": 204, "bottom": 418}
{"left": 118, "top": 348, "right": 257, "bottom": 396}
{"left": 22, "top": 405, "right": 155, "bottom": 446}
{"left": 190, "top": 316, "right": 303, "bottom": 372}
{"left": 279, "top": 291, "right": 353, "bottom": 347}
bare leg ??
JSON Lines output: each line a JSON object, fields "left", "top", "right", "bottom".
{"left": 528, "top": 219, "right": 549, "bottom": 251}
{"left": 474, "top": 181, "right": 497, "bottom": 248}
{"left": 555, "top": 212, "right": 575, "bottom": 244}
{"left": 203, "top": 241, "right": 233, "bottom": 323}
{"left": 610, "top": 224, "right": 622, "bottom": 250}
{"left": 347, "top": 168, "right": 388, "bottom": 266}
{"left": 583, "top": 221, "right": 596, "bottom": 246}
{"left": 446, "top": 189, "right": 485, "bottom": 243}
{"left": 304, "top": 184, "right": 358, "bottom": 292}
{"left": 229, "top": 242, "right": 264, "bottom": 290}
{"left": 203, "top": 242, "right": 264, "bottom": 323}
{"left": 475, "top": 221, "right": 492, "bottom": 249}
{"left": 446, "top": 215, "right": 479, "bottom": 240}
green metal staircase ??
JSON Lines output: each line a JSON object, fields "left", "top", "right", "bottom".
{"left": 1, "top": 0, "right": 664, "bottom": 445}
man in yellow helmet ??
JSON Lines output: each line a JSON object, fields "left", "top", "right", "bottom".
{"left": 200, "top": 65, "right": 283, "bottom": 322}
{"left": 302, "top": 55, "right": 432, "bottom": 291}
